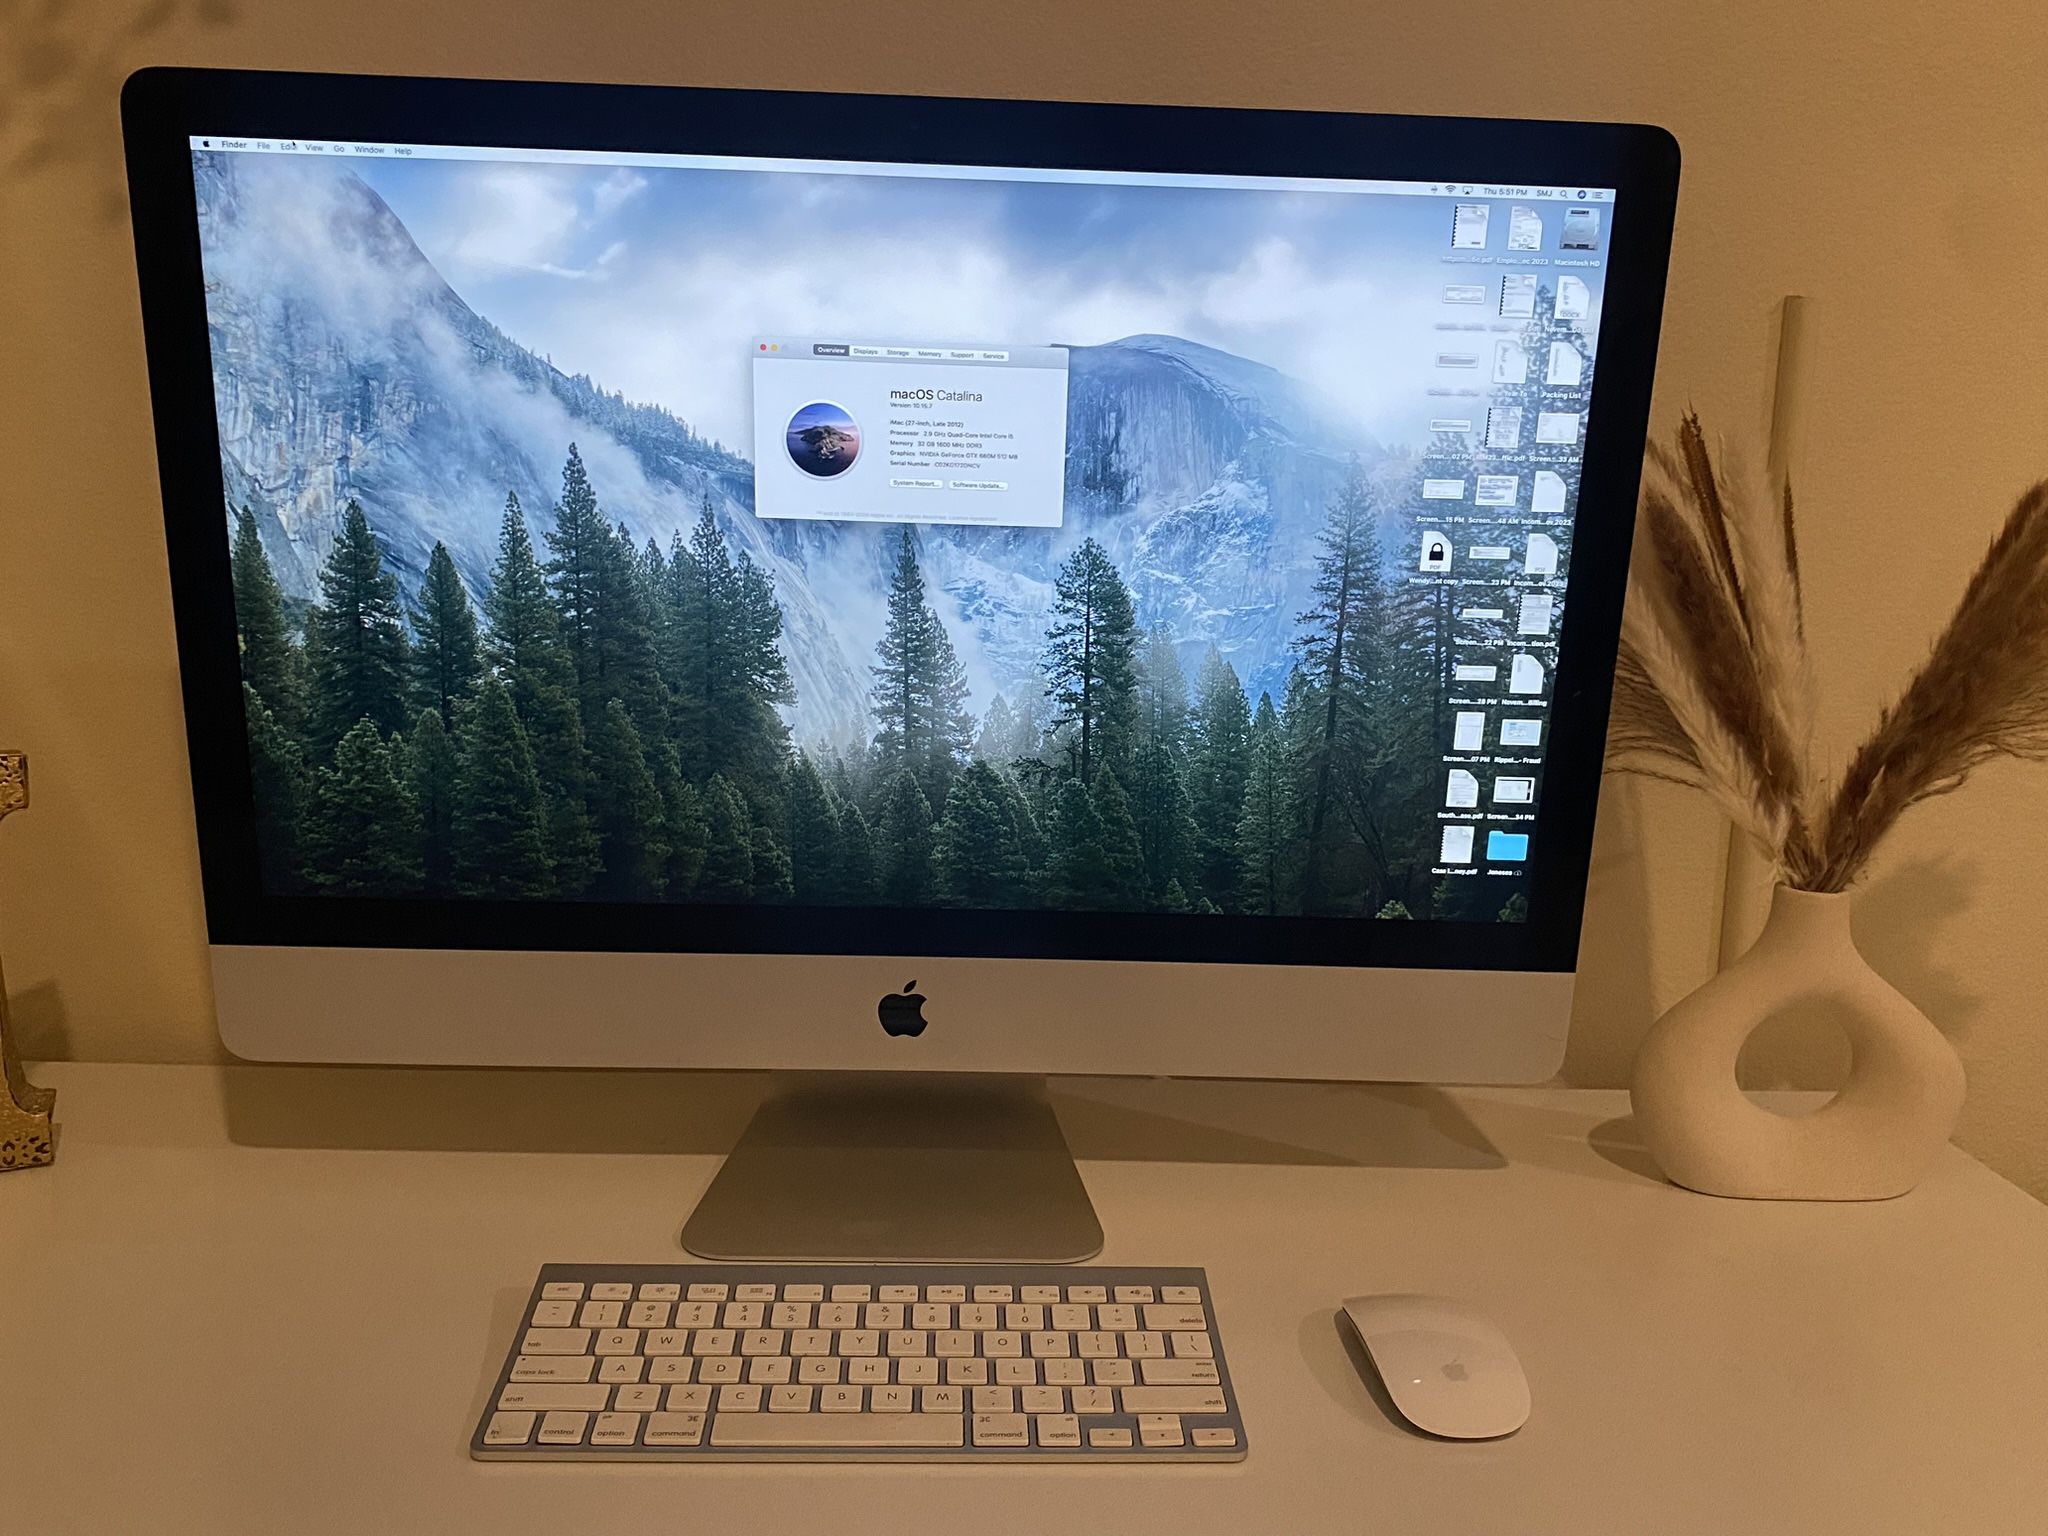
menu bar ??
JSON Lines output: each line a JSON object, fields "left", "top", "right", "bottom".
{"left": 189, "top": 136, "right": 1617, "bottom": 202}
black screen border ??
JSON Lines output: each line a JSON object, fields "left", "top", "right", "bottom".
{"left": 121, "top": 66, "right": 1678, "bottom": 972}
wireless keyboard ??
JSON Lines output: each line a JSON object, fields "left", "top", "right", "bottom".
{"left": 472, "top": 1264, "right": 1246, "bottom": 1462}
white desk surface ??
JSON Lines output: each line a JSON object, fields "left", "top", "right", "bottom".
{"left": 3, "top": 1062, "right": 2043, "bottom": 1534}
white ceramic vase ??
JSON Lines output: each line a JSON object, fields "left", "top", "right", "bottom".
{"left": 1630, "top": 884, "right": 1966, "bottom": 1200}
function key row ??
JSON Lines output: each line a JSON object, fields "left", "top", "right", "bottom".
{"left": 530, "top": 1299, "right": 1209, "bottom": 1334}
{"left": 540, "top": 1280, "right": 1202, "bottom": 1306}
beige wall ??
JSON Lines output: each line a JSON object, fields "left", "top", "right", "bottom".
{"left": 3, "top": 0, "right": 2043, "bottom": 1197}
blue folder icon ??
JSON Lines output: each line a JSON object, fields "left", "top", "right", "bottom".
{"left": 1487, "top": 831, "right": 1530, "bottom": 862}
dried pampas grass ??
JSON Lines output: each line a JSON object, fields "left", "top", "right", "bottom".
{"left": 1609, "top": 414, "right": 2048, "bottom": 892}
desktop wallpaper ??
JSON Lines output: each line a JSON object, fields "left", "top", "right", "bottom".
{"left": 195, "top": 147, "right": 1602, "bottom": 920}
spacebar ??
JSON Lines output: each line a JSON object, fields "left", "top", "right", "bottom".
{"left": 709, "top": 1413, "right": 966, "bottom": 1449}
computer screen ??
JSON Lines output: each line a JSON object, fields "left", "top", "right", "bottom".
{"left": 188, "top": 133, "right": 1615, "bottom": 928}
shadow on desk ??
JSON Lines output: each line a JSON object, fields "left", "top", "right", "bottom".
{"left": 218, "top": 1065, "right": 1506, "bottom": 1172}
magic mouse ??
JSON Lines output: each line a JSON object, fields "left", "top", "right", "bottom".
{"left": 1338, "top": 1294, "right": 1530, "bottom": 1439}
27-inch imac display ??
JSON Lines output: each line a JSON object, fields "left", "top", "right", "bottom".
{"left": 193, "top": 138, "right": 1614, "bottom": 922}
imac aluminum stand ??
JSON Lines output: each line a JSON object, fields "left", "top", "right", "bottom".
{"left": 681, "top": 1072, "right": 1104, "bottom": 1264}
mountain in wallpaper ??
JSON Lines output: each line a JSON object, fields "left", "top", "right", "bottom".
{"left": 194, "top": 151, "right": 1382, "bottom": 747}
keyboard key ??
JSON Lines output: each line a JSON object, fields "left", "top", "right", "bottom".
{"left": 597, "top": 1356, "right": 645, "bottom": 1383}
{"left": 798, "top": 1357, "right": 843, "bottom": 1384}
{"left": 1077, "top": 1332, "right": 1120, "bottom": 1358}
{"left": 926, "top": 1284, "right": 966, "bottom": 1303}
{"left": 499, "top": 1384, "right": 609, "bottom": 1412}
{"left": 840, "top": 1330, "right": 881, "bottom": 1357}
{"left": 1143, "top": 1305, "right": 1208, "bottom": 1332}
{"left": 972, "top": 1386, "right": 1015, "bottom": 1414}
{"left": 697, "top": 1358, "right": 743, "bottom": 1384}
{"left": 645, "top": 1330, "right": 689, "bottom": 1356}
{"left": 945, "top": 1358, "right": 990, "bottom": 1385}
{"left": 1029, "top": 1332, "right": 1070, "bottom": 1358}
{"left": 972, "top": 1413, "right": 1029, "bottom": 1447}
{"left": 628, "top": 1301, "right": 671, "bottom": 1329}
{"left": 531, "top": 1300, "right": 577, "bottom": 1327}
{"left": 578, "top": 1301, "right": 623, "bottom": 1329}
{"left": 747, "top": 1357, "right": 793, "bottom": 1385}
{"left": 871, "top": 1386, "right": 915, "bottom": 1413}
{"left": 770, "top": 1302, "right": 812, "bottom": 1329}
{"left": 865, "top": 1302, "right": 904, "bottom": 1330}
{"left": 1071, "top": 1386, "right": 1115, "bottom": 1414}
{"left": 1067, "top": 1286, "right": 1108, "bottom": 1304}
{"left": 1140, "top": 1360, "right": 1220, "bottom": 1385}
{"left": 879, "top": 1284, "right": 920, "bottom": 1303}
{"left": 675, "top": 1303, "right": 718, "bottom": 1329}
{"left": 818, "top": 1303, "right": 859, "bottom": 1330}
{"left": 718, "top": 1385, "right": 763, "bottom": 1413}
{"left": 538, "top": 1410, "right": 589, "bottom": 1444}
{"left": 770, "top": 1387, "right": 813, "bottom": 1412}
{"left": 912, "top": 1303, "right": 951, "bottom": 1330}
{"left": 897, "top": 1357, "right": 939, "bottom": 1385}
{"left": 784, "top": 1284, "right": 825, "bottom": 1303}
{"left": 639, "top": 1283, "right": 682, "bottom": 1302}
{"left": 594, "top": 1329, "right": 640, "bottom": 1356}
{"left": 1097, "top": 1305, "right": 1137, "bottom": 1332}
{"left": 983, "top": 1331, "right": 1023, "bottom": 1358}
{"left": 666, "top": 1385, "right": 711, "bottom": 1412}
{"left": 540, "top": 1283, "right": 584, "bottom": 1301}
{"left": 848, "top": 1358, "right": 890, "bottom": 1384}
{"left": 483, "top": 1410, "right": 536, "bottom": 1446}
{"left": 1051, "top": 1304, "right": 1091, "bottom": 1331}
{"left": 1122, "top": 1386, "right": 1228, "bottom": 1415}
{"left": 921, "top": 1386, "right": 963, "bottom": 1413}
{"left": 1088, "top": 1427, "right": 1132, "bottom": 1448}
{"left": 820, "top": 1386, "right": 863, "bottom": 1413}
{"left": 1191, "top": 1427, "right": 1238, "bottom": 1449}
{"left": 643, "top": 1411, "right": 705, "bottom": 1446}
{"left": 1115, "top": 1286, "right": 1155, "bottom": 1304}
{"left": 723, "top": 1302, "right": 765, "bottom": 1329}
{"left": 1092, "top": 1360, "right": 1135, "bottom": 1386}
{"left": 974, "top": 1285, "right": 1013, "bottom": 1304}
{"left": 741, "top": 1329, "right": 784, "bottom": 1356}
{"left": 1138, "top": 1413, "right": 1184, "bottom": 1448}
{"left": 935, "top": 1330, "right": 975, "bottom": 1357}
{"left": 687, "top": 1284, "right": 728, "bottom": 1302}
{"left": 1170, "top": 1332, "right": 1214, "bottom": 1359}
{"left": 995, "top": 1359, "right": 1038, "bottom": 1385}
{"left": 591, "top": 1412, "right": 639, "bottom": 1447}
{"left": 1005, "top": 1304, "right": 1044, "bottom": 1331}
{"left": 713, "top": 1413, "right": 963, "bottom": 1449}
{"left": 887, "top": 1330, "right": 927, "bottom": 1356}
{"left": 692, "top": 1330, "right": 736, "bottom": 1356}
{"left": 1124, "top": 1332, "right": 1166, "bottom": 1359}
{"left": 614, "top": 1385, "right": 662, "bottom": 1412}
{"left": 1036, "top": 1413, "right": 1082, "bottom": 1447}
{"left": 1043, "top": 1359, "right": 1086, "bottom": 1386}
{"left": 831, "top": 1284, "right": 872, "bottom": 1303}
{"left": 1021, "top": 1284, "right": 1062, "bottom": 1304}
{"left": 1021, "top": 1387, "right": 1065, "bottom": 1414}
{"left": 735, "top": 1283, "right": 778, "bottom": 1302}
{"left": 648, "top": 1358, "right": 694, "bottom": 1384}
{"left": 791, "top": 1329, "right": 833, "bottom": 1356}
{"left": 1161, "top": 1286, "right": 1202, "bottom": 1304}
{"left": 510, "top": 1355, "right": 596, "bottom": 1383}
{"left": 590, "top": 1283, "right": 634, "bottom": 1301}
{"left": 959, "top": 1304, "right": 998, "bottom": 1331}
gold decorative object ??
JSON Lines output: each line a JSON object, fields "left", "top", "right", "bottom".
{"left": 0, "top": 750, "right": 56, "bottom": 1170}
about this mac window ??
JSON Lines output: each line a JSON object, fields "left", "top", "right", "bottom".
{"left": 751, "top": 339, "right": 1071, "bottom": 528}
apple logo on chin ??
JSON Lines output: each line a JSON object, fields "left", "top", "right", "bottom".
{"left": 878, "top": 980, "right": 929, "bottom": 1038}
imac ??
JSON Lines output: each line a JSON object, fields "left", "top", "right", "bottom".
{"left": 122, "top": 69, "right": 1678, "bottom": 1262}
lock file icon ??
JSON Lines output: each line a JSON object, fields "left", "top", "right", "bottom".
{"left": 1419, "top": 532, "right": 1452, "bottom": 573}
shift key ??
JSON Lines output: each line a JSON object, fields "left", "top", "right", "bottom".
{"left": 1120, "top": 1386, "right": 1228, "bottom": 1414}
